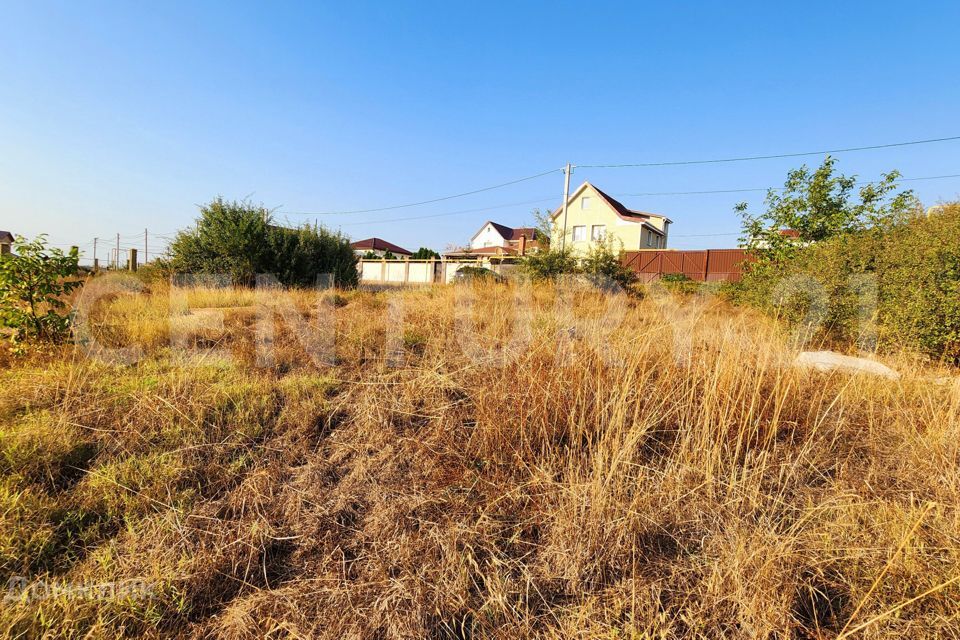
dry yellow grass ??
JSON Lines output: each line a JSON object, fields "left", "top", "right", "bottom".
{"left": 0, "top": 279, "right": 958, "bottom": 638}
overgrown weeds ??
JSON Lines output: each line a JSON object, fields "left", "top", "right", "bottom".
{"left": 0, "top": 281, "right": 957, "bottom": 637}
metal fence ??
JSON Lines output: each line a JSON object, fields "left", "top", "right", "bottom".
{"left": 621, "top": 249, "right": 754, "bottom": 283}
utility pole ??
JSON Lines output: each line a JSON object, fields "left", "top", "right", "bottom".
{"left": 144, "top": 228, "right": 148, "bottom": 264}
{"left": 560, "top": 162, "right": 573, "bottom": 251}
{"left": 93, "top": 237, "right": 98, "bottom": 270}
{"left": 116, "top": 233, "right": 120, "bottom": 269}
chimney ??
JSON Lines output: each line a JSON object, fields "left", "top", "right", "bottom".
{"left": 518, "top": 234, "right": 527, "bottom": 256}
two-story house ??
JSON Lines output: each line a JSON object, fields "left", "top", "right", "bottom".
{"left": 550, "top": 182, "right": 671, "bottom": 255}
{"left": 446, "top": 221, "right": 539, "bottom": 257}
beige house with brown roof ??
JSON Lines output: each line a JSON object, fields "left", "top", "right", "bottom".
{"left": 550, "top": 182, "right": 671, "bottom": 255}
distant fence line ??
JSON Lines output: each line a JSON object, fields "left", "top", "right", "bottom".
{"left": 357, "top": 257, "right": 519, "bottom": 285}
{"left": 359, "top": 250, "right": 753, "bottom": 286}
{"left": 621, "top": 249, "right": 753, "bottom": 283}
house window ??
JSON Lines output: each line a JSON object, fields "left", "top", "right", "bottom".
{"left": 646, "top": 232, "right": 654, "bottom": 247}
{"left": 572, "top": 225, "right": 586, "bottom": 242}
{"left": 591, "top": 225, "right": 606, "bottom": 241}
{"left": 581, "top": 196, "right": 591, "bottom": 210}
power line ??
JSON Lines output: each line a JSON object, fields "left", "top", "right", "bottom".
{"left": 329, "top": 197, "right": 557, "bottom": 226}
{"left": 576, "top": 135, "right": 960, "bottom": 169}
{"left": 304, "top": 172, "right": 960, "bottom": 228}
{"left": 282, "top": 167, "right": 563, "bottom": 216}
{"left": 619, "top": 173, "right": 960, "bottom": 197}
{"left": 277, "top": 135, "right": 959, "bottom": 217}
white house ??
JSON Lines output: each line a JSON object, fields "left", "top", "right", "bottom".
{"left": 468, "top": 221, "right": 540, "bottom": 254}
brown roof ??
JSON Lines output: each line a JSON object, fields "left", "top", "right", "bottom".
{"left": 0, "top": 231, "right": 13, "bottom": 244}
{"left": 350, "top": 237, "right": 412, "bottom": 255}
{"left": 590, "top": 186, "right": 670, "bottom": 223}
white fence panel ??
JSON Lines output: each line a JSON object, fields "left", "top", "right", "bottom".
{"left": 357, "top": 258, "right": 514, "bottom": 285}
{"left": 407, "top": 262, "right": 431, "bottom": 283}
{"left": 385, "top": 261, "right": 406, "bottom": 283}
{"left": 360, "top": 261, "right": 382, "bottom": 283}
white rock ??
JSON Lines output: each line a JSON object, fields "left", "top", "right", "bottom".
{"left": 793, "top": 351, "right": 901, "bottom": 380}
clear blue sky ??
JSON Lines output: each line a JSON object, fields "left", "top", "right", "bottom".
{"left": 2, "top": 1, "right": 959, "bottom": 259}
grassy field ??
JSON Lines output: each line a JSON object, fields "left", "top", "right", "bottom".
{"left": 1, "top": 280, "right": 958, "bottom": 638}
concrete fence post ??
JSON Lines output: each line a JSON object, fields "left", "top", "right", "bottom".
{"left": 403, "top": 256, "right": 410, "bottom": 284}
{"left": 128, "top": 248, "right": 138, "bottom": 272}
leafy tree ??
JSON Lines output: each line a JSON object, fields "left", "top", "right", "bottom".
{"left": 531, "top": 208, "right": 555, "bottom": 251}
{"left": 382, "top": 250, "right": 396, "bottom": 260}
{"left": 411, "top": 247, "right": 441, "bottom": 260}
{"left": 169, "top": 198, "right": 358, "bottom": 287}
{"left": 0, "top": 235, "right": 82, "bottom": 345}
{"left": 737, "top": 155, "right": 918, "bottom": 266}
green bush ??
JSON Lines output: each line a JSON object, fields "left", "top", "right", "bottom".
{"left": 737, "top": 203, "right": 960, "bottom": 360}
{"left": 168, "top": 198, "right": 358, "bottom": 287}
{"left": 518, "top": 248, "right": 579, "bottom": 281}
{"left": 727, "top": 158, "right": 960, "bottom": 357}
{"left": 580, "top": 240, "right": 637, "bottom": 289}
{"left": 411, "top": 247, "right": 440, "bottom": 260}
{"left": 520, "top": 241, "right": 636, "bottom": 290}
{"left": 0, "top": 235, "right": 82, "bottom": 347}
{"left": 877, "top": 204, "right": 960, "bottom": 360}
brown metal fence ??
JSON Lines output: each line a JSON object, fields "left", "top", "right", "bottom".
{"left": 621, "top": 249, "right": 753, "bottom": 283}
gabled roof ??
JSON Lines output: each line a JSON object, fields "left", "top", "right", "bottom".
{"left": 550, "top": 182, "right": 673, "bottom": 224}
{"left": 0, "top": 231, "right": 13, "bottom": 244}
{"left": 350, "top": 237, "right": 412, "bottom": 255}
{"left": 470, "top": 221, "right": 538, "bottom": 244}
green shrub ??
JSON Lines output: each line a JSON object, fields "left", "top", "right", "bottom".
{"left": 0, "top": 235, "right": 82, "bottom": 347}
{"left": 728, "top": 158, "right": 960, "bottom": 356}
{"left": 580, "top": 240, "right": 637, "bottom": 289}
{"left": 410, "top": 247, "right": 440, "bottom": 260}
{"left": 737, "top": 203, "right": 960, "bottom": 360}
{"left": 520, "top": 241, "right": 636, "bottom": 290}
{"left": 168, "top": 198, "right": 358, "bottom": 288}
{"left": 518, "top": 248, "right": 578, "bottom": 281}
{"left": 877, "top": 203, "right": 960, "bottom": 360}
